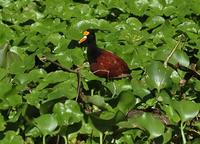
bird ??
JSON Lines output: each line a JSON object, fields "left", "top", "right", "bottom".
{"left": 79, "top": 29, "right": 131, "bottom": 79}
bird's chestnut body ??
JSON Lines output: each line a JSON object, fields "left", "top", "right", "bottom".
{"left": 79, "top": 29, "right": 130, "bottom": 79}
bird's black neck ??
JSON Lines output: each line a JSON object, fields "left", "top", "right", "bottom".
{"left": 87, "top": 42, "right": 101, "bottom": 63}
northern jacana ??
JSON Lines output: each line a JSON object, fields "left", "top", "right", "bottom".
{"left": 79, "top": 29, "right": 131, "bottom": 79}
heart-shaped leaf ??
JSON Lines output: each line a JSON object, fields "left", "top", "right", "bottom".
{"left": 146, "top": 61, "right": 172, "bottom": 91}
{"left": 117, "top": 90, "right": 136, "bottom": 114}
{"left": 0, "top": 131, "right": 24, "bottom": 144}
{"left": 172, "top": 100, "right": 199, "bottom": 122}
{"left": 34, "top": 114, "right": 58, "bottom": 135}
{"left": 132, "top": 112, "right": 165, "bottom": 138}
{"left": 83, "top": 95, "right": 113, "bottom": 110}
{"left": 53, "top": 100, "right": 83, "bottom": 126}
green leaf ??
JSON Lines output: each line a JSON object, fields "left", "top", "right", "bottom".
{"left": 36, "top": 71, "right": 71, "bottom": 90}
{"left": 191, "top": 138, "right": 200, "bottom": 144}
{"left": 0, "top": 0, "right": 199, "bottom": 142}
{"left": 0, "top": 114, "right": 6, "bottom": 131}
{"left": 126, "top": 17, "right": 142, "bottom": 30}
{"left": 94, "top": 5, "right": 109, "bottom": 17}
{"left": 162, "top": 104, "right": 180, "bottom": 123}
{"left": 194, "top": 80, "right": 200, "bottom": 91}
{"left": 34, "top": 114, "right": 58, "bottom": 135}
{"left": 191, "top": 0, "right": 200, "bottom": 14}
{"left": 0, "top": 68, "right": 7, "bottom": 80}
{"left": 79, "top": 121, "right": 98, "bottom": 136}
{"left": 170, "top": 49, "right": 190, "bottom": 67}
{"left": 75, "top": 19, "right": 111, "bottom": 31}
{"left": 115, "top": 129, "right": 142, "bottom": 144}
{"left": 8, "top": 108, "right": 22, "bottom": 123}
{"left": 0, "top": 24, "right": 14, "bottom": 44}
{"left": 117, "top": 90, "right": 136, "bottom": 114}
{"left": 0, "top": 81, "right": 12, "bottom": 98}
{"left": 0, "top": 44, "right": 9, "bottom": 67}
{"left": 106, "top": 79, "right": 132, "bottom": 96}
{"left": 131, "top": 112, "right": 165, "bottom": 138}
{"left": 46, "top": 75, "right": 77, "bottom": 101}
{"left": 83, "top": 95, "right": 112, "bottom": 110}
{"left": 26, "top": 127, "right": 41, "bottom": 137}
{"left": 116, "top": 134, "right": 134, "bottom": 144}
{"left": 6, "top": 93, "right": 22, "bottom": 107}
{"left": 172, "top": 100, "right": 199, "bottom": 122}
{"left": 131, "top": 79, "right": 150, "bottom": 98}
{"left": 0, "top": 131, "right": 24, "bottom": 144}
{"left": 15, "top": 68, "right": 46, "bottom": 85}
{"left": 146, "top": 61, "right": 172, "bottom": 91}
{"left": 7, "top": 52, "right": 32, "bottom": 74}
{"left": 193, "top": 121, "right": 200, "bottom": 130}
{"left": 53, "top": 100, "right": 83, "bottom": 126}
{"left": 145, "top": 16, "right": 165, "bottom": 29}
{"left": 56, "top": 48, "right": 85, "bottom": 67}
{"left": 65, "top": 80, "right": 78, "bottom": 99}
{"left": 157, "top": 90, "right": 171, "bottom": 105}
{"left": 0, "top": 0, "right": 12, "bottom": 7}
{"left": 89, "top": 114, "right": 114, "bottom": 133}
{"left": 107, "top": 0, "right": 127, "bottom": 12}
{"left": 25, "top": 89, "right": 48, "bottom": 108}
{"left": 163, "top": 6, "right": 176, "bottom": 16}
{"left": 163, "top": 128, "right": 172, "bottom": 144}
{"left": 154, "top": 47, "right": 190, "bottom": 68}
{"left": 177, "top": 20, "right": 198, "bottom": 34}
{"left": 126, "top": 0, "right": 149, "bottom": 16}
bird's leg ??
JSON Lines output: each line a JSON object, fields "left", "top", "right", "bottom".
{"left": 93, "top": 69, "right": 117, "bottom": 97}
{"left": 92, "top": 69, "right": 110, "bottom": 78}
{"left": 105, "top": 71, "right": 117, "bottom": 98}
{"left": 106, "top": 71, "right": 110, "bottom": 81}
{"left": 91, "top": 89, "right": 94, "bottom": 96}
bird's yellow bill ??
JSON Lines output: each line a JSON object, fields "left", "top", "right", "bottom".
{"left": 79, "top": 31, "right": 90, "bottom": 44}
{"left": 79, "top": 35, "right": 87, "bottom": 44}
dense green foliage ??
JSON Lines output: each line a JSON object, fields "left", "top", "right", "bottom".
{"left": 0, "top": 0, "right": 200, "bottom": 143}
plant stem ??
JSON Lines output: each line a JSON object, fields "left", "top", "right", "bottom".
{"left": 45, "top": 58, "right": 78, "bottom": 73}
{"left": 76, "top": 70, "right": 81, "bottom": 101}
{"left": 56, "top": 135, "right": 60, "bottom": 144}
{"left": 41, "top": 57, "right": 82, "bottom": 101}
{"left": 63, "top": 136, "right": 68, "bottom": 144}
{"left": 164, "top": 40, "right": 181, "bottom": 68}
{"left": 180, "top": 122, "right": 186, "bottom": 144}
{"left": 42, "top": 135, "right": 46, "bottom": 144}
{"left": 100, "top": 132, "right": 103, "bottom": 144}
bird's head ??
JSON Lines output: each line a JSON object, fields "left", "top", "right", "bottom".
{"left": 79, "top": 29, "right": 97, "bottom": 45}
